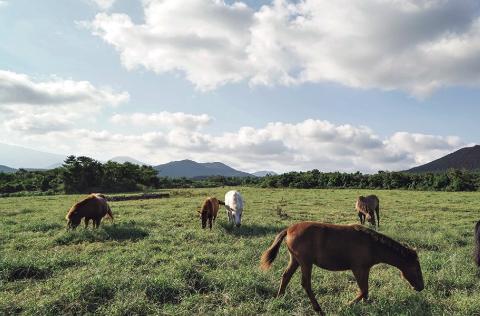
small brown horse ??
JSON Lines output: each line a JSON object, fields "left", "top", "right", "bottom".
{"left": 198, "top": 197, "right": 224, "bottom": 229}
{"left": 475, "top": 220, "right": 480, "bottom": 266}
{"left": 356, "top": 195, "right": 380, "bottom": 228}
{"left": 66, "top": 193, "right": 113, "bottom": 229}
{"left": 261, "top": 222, "right": 424, "bottom": 315}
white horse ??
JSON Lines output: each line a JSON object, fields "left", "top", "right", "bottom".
{"left": 224, "top": 190, "right": 244, "bottom": 227}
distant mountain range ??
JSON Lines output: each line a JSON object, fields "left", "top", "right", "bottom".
{"left": 0, "top": 165, "right": 16, "bottom": 173}
{"left": 0, "top": 143, "right": 277, "bottom": 177}
{"left": 108, "top": 156, "right": 148, "bottom": 165}
{"left": 251, "top": 171, "right": 278, "bottom": 177}
{"left": 0, "top": 143, "right": 66, "bottom": 169}
{"left": 153, "top": 159, "right": 253, "bottom": 178}
{"left": 406, "top": 145, "right": 480, "bottom": 173}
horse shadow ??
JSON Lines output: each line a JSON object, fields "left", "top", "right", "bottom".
{"left": 102, "top": 222, "right": 149, "bottom": 241}
{"left": 219, "top": 222, "right": 280, "bottom": 237}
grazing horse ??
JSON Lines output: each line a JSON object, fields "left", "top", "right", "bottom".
{"left": 260, "top": 222, "right": 424, "bottom": 315}
{"left": 198, "top": 197, "right": 223, "bottom": 229}
{"left": 475, "top": 220, "right": 480, "bottom": 267}
{"left": 356, "top": 195, "right": 380, "bottom": 228}
{"left": 66, "top": 193, "right": 114, "bottom": 229}
{"left": 224, "top": 190, "right": 244, "bottom": 227}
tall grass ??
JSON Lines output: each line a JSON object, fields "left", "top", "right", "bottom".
{"left": 0, "top": 188, "right": 479, "bottom": 315}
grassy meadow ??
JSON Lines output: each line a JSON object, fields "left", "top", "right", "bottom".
{"left": 1, "top": 188, "right": 479, "bottom": 315}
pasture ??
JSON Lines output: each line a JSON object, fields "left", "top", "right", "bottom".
{"left": 1, "top": 188, "right": 479, "bottom": 315}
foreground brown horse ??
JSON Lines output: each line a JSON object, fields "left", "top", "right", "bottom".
{"left": 66, "top": 193, "right": 113, "bottom": 229}
{"left": 475, "top": 220, "right": 480, "bottom": 266}
{"left": 356, "top": 195, "right": 380, "bottom": 228}
{"left": 198, "top": 197, "right": 224, "bottom": 229}
{"left": 261, "top": 222, "right": 424, "bottom": 315}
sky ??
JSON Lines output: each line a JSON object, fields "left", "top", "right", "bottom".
{"left": 1, "top": 0, "right": 480, "bottom": 173}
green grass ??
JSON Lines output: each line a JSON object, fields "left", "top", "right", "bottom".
{"left": 1, "top": 188, "right": 479, "bottom": 315}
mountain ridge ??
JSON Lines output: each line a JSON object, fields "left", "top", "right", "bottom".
{"left": 154, "top": 159, "right": 253, "bottom": 178}
{"left": 406, "top": 144, "right": 480, "bottom": 173}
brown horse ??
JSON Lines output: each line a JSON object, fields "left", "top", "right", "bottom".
{"left": 198, "top": 197, "right": 224, "bottom": 229}
{"left": 66, "top": 193, "right": 114, "bottom": 229}
{"left": 356, "top": 195, "right": 380, "bottom": 228}
{"left": 260, "top": 222, "right": 424, "bottom": 315}
{"left": 475, "top": 220, "right": 480, "bottom": 266}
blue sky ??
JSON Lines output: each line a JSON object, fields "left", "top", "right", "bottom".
{"left": 0, "top": 0, "right": 479, "bottom": 172}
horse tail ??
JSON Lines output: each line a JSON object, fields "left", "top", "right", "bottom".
{"left": 260, "top": 229, "right": 287, "bottom": 270}
{"left": 218, "top": 200, "right": 225, "bottom": 205}
{"left": 106, "top": 204, "right": 114, "bottom": 221}
{"left": 475, "top": 220, "right": 480, "bottom": 267}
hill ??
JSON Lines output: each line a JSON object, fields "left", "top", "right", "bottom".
{"left": 0, "top": 143, "right": 66, "bottom": 169}
{"left": 154, "top": 159, "right": 252, "bottom": 178}
{"left": 0, "top": 165, "right": 16, "bottom": 173}
{"left": 406, "top": 144, "right": 480, "bottom": 173}
{"left": 252, "top": 170, "right": 278, "bottom": 177}
{"left": 108, "top": 156, "right": 148, "bottom": 166}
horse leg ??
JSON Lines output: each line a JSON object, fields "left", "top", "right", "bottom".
{"left": 85, "top": 218, "right": 90, "bottom": 229}
{"left": 375, "top": 205, "right": 380, "bottom": 228}
{"left": 349, "top": 267, "right": 370, "bottom": 305}
{"left": 226, "top": 209, "right": 232, "bottom": 224}
{"left": 358, "top": 212, "right": 363, "bottom": 224}
{"left": 277, "top": 253, "right": 299, "bottom": 297}
{"left": 94, "top": 218, "right": 101, "bottom": 229}
{"left": 300, "top": 262, "right": 324, "bottom": 315}
{"left": 208, "top": 217, "right": 213, "bottom": 229}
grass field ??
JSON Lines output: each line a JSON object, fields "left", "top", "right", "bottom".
{"left": 1, "top": 188, "right": 479, "bottom": 315}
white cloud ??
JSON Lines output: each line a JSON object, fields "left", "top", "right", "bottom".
{"left": 0, "top": 70, "right": 129, "bottom": 134}
{"left": 111, "top": 111, "right": 212, "bottom": 130}
{"left": 90, "top": 0, "right": 116, "bottom": 10}
{"left": 88, "top": 0, "right": 480, "bottom": 96}
{"left": 5, "top": 116, "right": 466, "bottom": 173}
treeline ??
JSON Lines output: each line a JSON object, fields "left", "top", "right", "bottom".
{"left": 2, "top": 156, "right": 480, "bottom": 195}
{"left": 255, "top": 169, "right": 480, "bottom": 191}
{"left": 0, "top": 156, "right": 160, "bottom": 195}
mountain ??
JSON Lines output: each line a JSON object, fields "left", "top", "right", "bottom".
{"left": 0, "top": 143, "right": 66, "bottom": 169}
{"left": 252, "top": 171, "right": 278, "bottom": 177}
{"left": 0, "top": 165, "right": 16, "bottom": 173}
{"left": 406, "top": 145, "right": 480, "bottom": 173}
{"left": 108, "top": 156, "right": 148, "bottom": 166}
{"left": 154, "top": 159, "right": 252, "bottom": 178}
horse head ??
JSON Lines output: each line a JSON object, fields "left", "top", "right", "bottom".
{"left": 400, "top": 252, "right": 424, "bottom": 291}
{"left": 198, "top": 209, "right": 208, "bottom": 229}
{"left": 66, "top": 212, "right": 81, "bottom": 229}
{"left": 232, "top": 209, "right": 242, "bottom": 227}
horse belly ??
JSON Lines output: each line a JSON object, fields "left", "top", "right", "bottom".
{"left": 315, "top": 255, "right": 351, "bottom": 271}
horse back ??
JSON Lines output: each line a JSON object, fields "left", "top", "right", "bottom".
{"left": 286, "top": 222, "right": 376, "bottom": 270}
{"left": 225, "top": 190, "right": 244, "bottom": 212}
{"left": 70, "top": 195, "right": 107, "bottom": 219}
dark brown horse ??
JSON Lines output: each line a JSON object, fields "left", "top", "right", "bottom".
{"left": 260, "top": 222, "right": 424, "bottom": 315}
{"left": 475, "top": 220, "right": 480, "bottom": 266}
{"left": 356, "top": 195, "right": 380, "bottom": 228}
{"left": 198, "top": 197, "right": 224, "bottom": 229}
{"left": 66, "top": 193, "right": 113, "bottom": 229}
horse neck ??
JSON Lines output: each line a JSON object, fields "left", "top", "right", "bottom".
{"left": 373, "top": 242, "right": 409, "bottom": 271}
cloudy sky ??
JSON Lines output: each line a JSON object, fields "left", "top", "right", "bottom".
{"left": 1, "top": 0, "right": 479, "bottom": 173}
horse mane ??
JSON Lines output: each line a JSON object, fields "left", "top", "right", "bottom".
{"left": 65, "top": 194, "right": 97, "bottom": 219}
{"left": 356, "top": 196, "right": 369, "bottom": 214}
{"left": 353, "top": 225, "right": 418, "bottom": 261}
{"left": 475, "top": 220, "right": 480, "bottom": 266}
{"left": 200, "top": 198, "right": 213, "bottom": 215}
